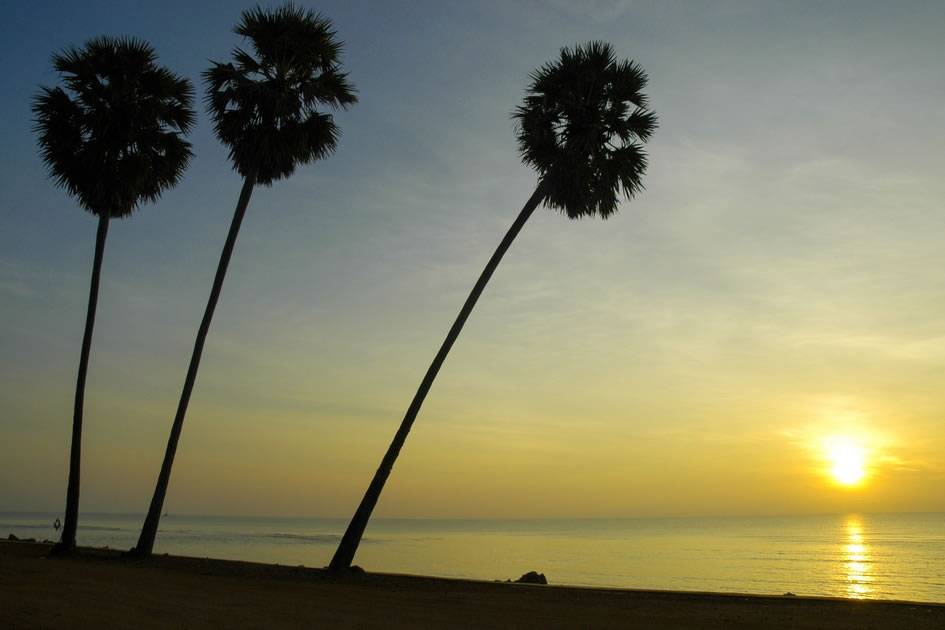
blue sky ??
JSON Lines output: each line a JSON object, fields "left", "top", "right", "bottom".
{"left": 2, "top": 1, "right": 944, "bottom": 519}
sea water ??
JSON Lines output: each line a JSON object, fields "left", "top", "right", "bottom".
{"left": 2, "top": 512, "right": 943, "bottom": 603}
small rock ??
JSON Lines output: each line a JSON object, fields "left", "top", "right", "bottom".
{"left": 514, "top": 571, "right": 547, "bottom": 585}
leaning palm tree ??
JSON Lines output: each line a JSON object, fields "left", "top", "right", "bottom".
{"left": 130, "top": 3, "right": 356, "bottom": 557}
{"left": 31, "top": 36, "right": 195, "bottom": 555}
{"left": 329, "top": 41, "right": 657, "bottom": 571}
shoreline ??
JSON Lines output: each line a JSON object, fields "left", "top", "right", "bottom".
{"left": 3, "top": 540, "right": 943, "bottom": 628}
{"left": 4, "top": 511, "right": 943, "bottom": 602}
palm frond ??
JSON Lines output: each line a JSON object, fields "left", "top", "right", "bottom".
{"left": 513, "top": 41, "right": 657, "bottom": 219}
{"left": 204, "top": 2, "right": 357, "bottom": 185}
{"left": 32, "top": 36, "right": 195, "bottom": 218}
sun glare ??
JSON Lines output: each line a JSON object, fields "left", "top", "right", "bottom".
{"left": 825, "top": 438, "right": 867, "bottom": 486}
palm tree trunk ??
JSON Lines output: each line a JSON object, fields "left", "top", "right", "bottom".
{"left": 131, "top": 173, "right": 256, "bottom": 556}
{"left": 53, "top": 213, "right": 110, "bottom": 556}
{"left": 329, "top": 182, "right": 548, "bottom": 572}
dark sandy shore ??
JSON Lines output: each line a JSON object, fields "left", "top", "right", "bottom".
{"left": 2, "top": 540, "right": 942, "bottom": 629}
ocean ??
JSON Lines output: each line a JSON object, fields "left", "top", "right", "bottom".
{"left": 2, "top": 512, "right": 943, "bottom": 603}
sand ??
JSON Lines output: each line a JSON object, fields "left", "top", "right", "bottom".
{"left": 2, "top": 540, "right": 942, "bottom": 629}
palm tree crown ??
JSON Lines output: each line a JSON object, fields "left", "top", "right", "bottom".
{"left": 204, "top": 4, "right": 357, "bottom": 186}
{"left": 513, "top": 40, "right": 657, "bottom": 219}
{"left": 32, "top": 36, "right": 195, "bottom": 217}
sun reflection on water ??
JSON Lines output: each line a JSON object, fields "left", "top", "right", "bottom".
{"left": 842, "top": 516, "right": 873, "bottom": 598}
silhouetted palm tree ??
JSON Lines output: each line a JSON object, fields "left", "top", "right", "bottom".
{"left": 31, "top": 36, "right": 195, "bottom": 555}
{"left": 131, "top": 3, "right": 356, "bottom": 557}
{"left": 329, "top": 41, "right": 657, "bottom": 571}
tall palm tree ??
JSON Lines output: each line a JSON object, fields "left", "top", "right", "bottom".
{"left": 130, "top": 3, "right": 356, "bottom": 557}
{"left": 31, "top": 36, "right": 195, "bottom": 555}
{"left": 329, "top": 41, "right": 657, "bottom": 571}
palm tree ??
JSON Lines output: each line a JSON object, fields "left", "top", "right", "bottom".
{"left": 329, "top": 41, "right": 657, "bottom": 572}
{"left": 130, "top": 3, "right": 356, "bottom": 557}
{"left": 31, "top": 36, "right": 195, "bottom": 555}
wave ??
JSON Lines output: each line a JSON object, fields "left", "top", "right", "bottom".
{"left": 256, "top": 532, "right": 341, "bottom": 544}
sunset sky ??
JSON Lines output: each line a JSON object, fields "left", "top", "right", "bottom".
{"left": 1, "top": 0, "right": 943, "bottom": 520}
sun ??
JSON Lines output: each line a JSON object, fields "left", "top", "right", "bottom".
{"left": 825, "top": 437, "right": 867, "bottom": 486}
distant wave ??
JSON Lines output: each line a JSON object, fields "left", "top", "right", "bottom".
{"left": 2, "top": 524, "right": 123, "bottom": 533}
{"left": 257, "top": 532, "right": 341, "bottom": 544}
{"left": 78, "top": 525, "right": 124, "bottom": 532}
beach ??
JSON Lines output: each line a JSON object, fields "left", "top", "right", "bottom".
{"left": 2, "top": 541, "right": 942, "bottom": 629}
